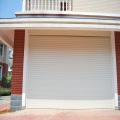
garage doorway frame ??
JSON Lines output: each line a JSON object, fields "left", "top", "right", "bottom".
{"left": 22, "top": 30, "right": 118, "bottom": 110}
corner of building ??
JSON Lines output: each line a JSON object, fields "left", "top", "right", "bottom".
{"left": 10, "top": 30, "right": 25, "bottom": 111}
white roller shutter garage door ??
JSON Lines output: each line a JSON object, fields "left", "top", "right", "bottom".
{"left": 27, "top": 36, "right": 114, "bottom": 109}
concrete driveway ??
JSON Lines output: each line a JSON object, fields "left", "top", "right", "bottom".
{"left": 0, "top": 109, "right": 120, "bottom": 120}
{"left": 0, "top": 96, "right": 11, "bottom": 111}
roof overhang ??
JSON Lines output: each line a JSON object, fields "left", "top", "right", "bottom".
{"left": 0, "top": 17, "right": 120, "bottom": 31}
{"left": 0, "top": 30, "right": 14, "bottom": 50}
{"left": 0, "top": 12, "right": 120, "bottom": 49}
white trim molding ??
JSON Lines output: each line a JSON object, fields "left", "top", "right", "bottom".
{"left": 0, "top": 23, "right": 120, "bottom": 31}
{"left": 0, "top": 18, "right": 120, "bottom": 31}
{"left": 22, "top": 29, "right": 28, "bottom": 107}
{"left": 111, "top": 31, "right": 118, "bottom": 109}
{"left": 15, "top": 11, "right": 120, "bottom": 18}
{"left": 0, "top": 18, "right": 120, "bottom": 25}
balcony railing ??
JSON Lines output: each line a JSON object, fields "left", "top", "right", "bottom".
{"left": 25, "top": 0, "right": 72, "bottom": 11}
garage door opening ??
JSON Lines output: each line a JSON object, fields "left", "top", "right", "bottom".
{"left": 27, "top": 36, "right": 114, "bottom": 109}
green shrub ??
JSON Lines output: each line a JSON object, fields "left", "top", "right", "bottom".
{"left": 0, "top": 90, "right": 11, "bottom": 96}
{"left": 2, "top": 74, "right": 11, "bottom": 88}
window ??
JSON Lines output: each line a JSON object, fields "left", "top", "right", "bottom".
{"left": 0, "top": 42, "right": 4, "bottom": 56}
{"left": 0, "top": 66, "right": 3, "bottom": 80}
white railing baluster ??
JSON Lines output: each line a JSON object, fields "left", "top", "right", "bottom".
{"left": 45, "top": 0, "right": 46, "bottom": 10}
{"left": 62, "top": 0, "right": 64, "bottom": 11}
{"left": 58, "top": 0, "right": 60, "bottom": 11}
{"left": 66, "top": 0, "right": 67, "bottom": 11}
{"left": 52, "top": 0, "right": 54, "bottom": 10}
{"left": 38, "top": 0, "right": 40, "bottom": 10}
{"left": 30, "top": 0, "right": 33, "bottom": 10}
{"left": 27, "top": 0, "right": 30, "bottom": 11}
{"left": 68, "top": 0, "right": 71, "bottom": 11}
{"left": 41, "top": 0, "right": 43, "bottom": 10}
{"left": 34, "top": 0, "right": 36, "bottom": 10}
{"left": 22, "top": 0, "right": 26, "bottom": 11}
{"left": 26, "top": 0, "right": 71, "bottom": 11}
{"left": 55, "top": 0, "right": 57, "bottom": 10}
{"left": 48, "top": 0, "right": 50, "bottom": 10}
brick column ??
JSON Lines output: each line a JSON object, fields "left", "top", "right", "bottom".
{"left": 10, "top": 30, "right": 25, "bottom": 111}
{"left": 115, "top": 31, "right": 120, "bottom": 110}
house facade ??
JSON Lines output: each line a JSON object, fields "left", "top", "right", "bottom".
{"left": 8, "top": 56, "right": 13, "bottom": 77}
{"left": 0, "top": 42, "right": 9, "bottom": 86}
{"left": 0, "top": 0, "right": 120, "bottom": 111}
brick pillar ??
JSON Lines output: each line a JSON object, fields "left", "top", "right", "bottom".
{"left": 10, "top": 30, "right": 25, "bottom": 111}
{"left": 115, "top": 31, "right": 120, "bottom": 110}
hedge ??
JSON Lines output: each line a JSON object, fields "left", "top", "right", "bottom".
{"left": 0, "top": 90, "right": 11, "bottom": 96}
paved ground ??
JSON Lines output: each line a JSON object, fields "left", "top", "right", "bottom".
{"left": 0, "top": 96, "right": 120, "bottom": 120}
{"left": 0, "top": 103, "right": 10, "bottom": 111}
{"left": 0, "top": 109, "right": 120, "bottom": 120}
{"left": 0, "top": 96, "right": 11, "bottom": 105}
{"left": 0, "top": 96, "right": 11, "bottom": 111}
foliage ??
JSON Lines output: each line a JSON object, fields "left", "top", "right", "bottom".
{"left": 0, "top": 89, "right": 11, "bottom": 96}
{"left": 0, "top": 86, "right": 3, "bottom": 89}
{"left": 2, "top": 74, "right": 11, "bottom": 88}
{"left": 10, "top": 65, "right": 12, "bottom": 70}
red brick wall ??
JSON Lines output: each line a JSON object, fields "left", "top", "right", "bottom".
{"left": 0, "top": 62, "right": 8, "bottom": 76}
{"left": 11, "top": 30, "right": 25, "bottom": 95}
{"left": 0, "top": 62, "right": 8, "bottom": 86}
{"left": 115, "top": 31, "right": 120, "bottom": 95}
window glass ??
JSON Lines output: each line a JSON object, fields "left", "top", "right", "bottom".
{"left": 0, "top": 66, "right": 2, "bottom": 80}
{"left": 0, "top": 43, "right": 3, "bottom": 56}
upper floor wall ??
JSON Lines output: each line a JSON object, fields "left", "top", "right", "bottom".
{"left": 22, "top": 0, "right": 120, "bottom": 14}
{"left": 73, "top": 0, "right": 120, "bottom": 14}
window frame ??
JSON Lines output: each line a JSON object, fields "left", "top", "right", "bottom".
{"left": 0, "top": 65, "right": 3, "bottom": 80}
{"left": 0, "top": 42, "right": 4, "bottom": 57}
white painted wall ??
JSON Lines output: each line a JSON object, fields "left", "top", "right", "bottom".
{"left": 73, "top": 0, "right": 120, "bottom": 14}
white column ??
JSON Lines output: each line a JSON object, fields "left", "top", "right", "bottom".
{"left": 22, "top": 30, "right": 28, "bottom": 107}
{"left": 52, "top": 0, "right": 54, "bottom": 10}
{"left": 66, "top": 0, "right": 67, "bottom": 11}
{"left": 34, "top": 0, "right": 37, "bottom": 10}
{"left": 58, "top": 0, "right": 60, "bottom": 11}
{"left": 41, "top": 0, "right": 43, "bottom": 10}
{"left": 22, "top": 0, "right": 26, "bottom": 11}
{"left": 62, "top": 0, "right": 64, "bottom": 11}
{"left": 48, "top": 0, "right": 50, "bottom": 10}
{"left": 30, "top": 0, "right": 33, "bottom": 10}
{"left": 68, "top": 0, "right": 71, "bottom": 11}
{"left": 55, "top": 0, "right": 57, "bottom": 10}
{"left": 111, "top": 32, "right": 118, "bottom": 109}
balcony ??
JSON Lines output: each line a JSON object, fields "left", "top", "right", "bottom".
{"left": 24, "top": 0, "right": 72, "bottom": 11}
